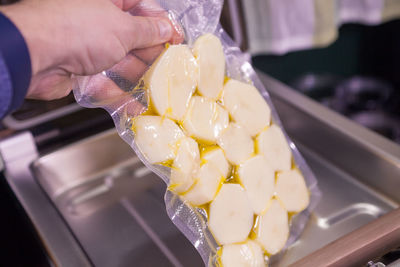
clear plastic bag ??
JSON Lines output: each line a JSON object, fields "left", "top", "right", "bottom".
{"left": 73, "top": 0, "right": 321, "bottom": 265}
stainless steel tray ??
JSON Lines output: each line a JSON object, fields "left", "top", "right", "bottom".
{"left": 2, "top": 72, "right": 400, "bottom": 267}
{"left": 33, "top": 131, "right": 203, "bottom": 267}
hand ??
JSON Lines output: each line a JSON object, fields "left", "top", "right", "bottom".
{"left": 0, "top": 0, "right": 183, "bottom": 100}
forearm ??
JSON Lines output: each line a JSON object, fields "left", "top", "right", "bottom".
{"left": 0, "top": 10, "right": 31, "bottom": 118}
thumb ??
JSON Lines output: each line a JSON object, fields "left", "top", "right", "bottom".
{"left": 120, "top": 15, "right": 173, "bottom": 50}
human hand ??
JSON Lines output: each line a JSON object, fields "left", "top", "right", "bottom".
{"left": 0, "top": 0, "right": 183, "bottom": 100}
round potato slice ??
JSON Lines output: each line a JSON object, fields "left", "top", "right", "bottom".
{"left": 256, "top": 125, "right": 291, "bottom": 172}
{"left": 182, "top": 162, "right": 223, "bottom": 206}
{"left": 221, "top": 240, "right": 266, "bottom": 267}
{"left": 217, "top": 123, "right": 254, "bottom": 165}
{"left": 257, "top": 199, "right": 289, "bottom": 255}
{"left": 193, "top": 33, "right": 225, "bottom": 99}
{"left": 182, "top": 96, "right": 229, "bottom": 143}
{"left": 275, "top": 170, "right": 309, "bottom": 212}
{"left": 201, "top": 147, "right": 231, "bottom": 178}
{"left": 238, "top": 155, "right": 275, "bottom": 214}
{"left": 170, "top": 137, "right": 200, "bottom": 194}
{"left": 144, "top": 45, "right": 197, "bottom": 121}
{"left": 209, "top": 184, "right": 253, "bottom": 245}
{"left": 222, "top": 79, "right": 271, "bottom": 137}
{"left": 133, "top": 116, "right": 184, "bottom": 164}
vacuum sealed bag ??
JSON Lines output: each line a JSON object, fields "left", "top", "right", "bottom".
{"left": 74, "top": 0, "right": 321, "bottom": 265}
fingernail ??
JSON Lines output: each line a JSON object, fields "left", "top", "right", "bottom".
{"left": 158, "top": 20, "right": 173, "bottom": 40}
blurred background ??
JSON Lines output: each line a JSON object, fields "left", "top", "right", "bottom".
{"left": 220, "top": 0, "right": 400, "bottom": 144}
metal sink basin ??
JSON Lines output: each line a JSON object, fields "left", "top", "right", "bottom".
{"left": 32, "top": 131, "right": 203, "bottom": 267}
{"left": 31, "top": 128, "right": 397, "bottom": 267}
{"left": 1, "top": 72, "right": 399, "bottom": 267}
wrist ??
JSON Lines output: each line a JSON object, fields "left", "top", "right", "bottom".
{"left": 0, "top": 2, "right": 57, "bottom": 77}
{"left": 0, "top": 7, "right": 31, "bottom": 111}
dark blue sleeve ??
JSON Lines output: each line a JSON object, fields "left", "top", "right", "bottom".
{"left": 0, "top": 51, "right": 13, "bottom": 118}
{"left": 0, "top": 12, "right": 31, "bottom": 119}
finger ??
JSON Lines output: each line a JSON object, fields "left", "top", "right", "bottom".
{"left": 112, "top": 0, "right": 163, "bottom": 14}
{"left": 120, "top": 15, "right": 173, "bottom": 50}
{"left": 79, "top": 53, "right": 148, "bottom": 116}
{"left": 108, "top": 52, "right": 148, "bottom": 86}
{"left": 133, "top": 44, "right": 164, "bottom": 65}
{"left": 114, "top": 0, "right": 142, "bottom": 11}
{"left": 112, "top": 0, "right": 184, "bottom": 46}
{"left": 169, "top": 22, "right": 185, "bottom": 44}
{"left": 109, "top": 0, "right": 143, "bottom": 11}
{"left": 81, "top": 73, "right": 146, "bottom": 117}
{"left": 81, "top": 74, "right": 125, "bottom": 103}
{"left": 128, "top": 0, "right": 165, "bottom": 16}
{"left": 128, "top": 1, "right": 184, "bottom": 44}
{"left": 109, "top": 0, "right": 124, "bottom": 9}
{"left": 27, "top": 73, "right": 72, "bottom": 100}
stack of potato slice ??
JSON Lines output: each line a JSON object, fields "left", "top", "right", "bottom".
{"left": 132, "top": 33, "right": 310, "bottom": 267}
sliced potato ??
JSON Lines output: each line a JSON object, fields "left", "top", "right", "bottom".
{"left": 193, "top": 33, "right": 225, "bottom": 99}
{"left": 170, "top": 137, "right": 200, "bottom": 193}
{"left": 182, "top": 96, "right": 229, "bottom": 143}
{"left": 222, "top": 79, "right": 271, "bottom": 136}
{"left": 221, "top": 240, "right": 266, "bottom": 267}
{"left": 256, "top": 125, "right": 291, "bottom": 172}
{"left": 133, "top": 115, "right": 184, "bottom": 164}
{"left": 182, "top": 162, "right": 223, "bottom": 206}
{"left": 257, "top": 199, "right": 289, "bottom": 255}
{"left": 275, "top": 170, "right": 309, "bottom": 212}
{"left": 202, "top": 147, "right": 231, "bottom": 178}
{"left": 209, "top": 184, "right": 253, "bottom": 245}
{"left": 144, "top": 45, "right": 197, "bottom": 121}
{"left": 238, "top": 155, "right": 275, "bottom": 214}
{"left": 217, "top": 123, "right": 254, "bottom": 165}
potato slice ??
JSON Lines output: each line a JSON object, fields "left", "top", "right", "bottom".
{"left": 202, "top": 147, "right": 230, "bottom": 178}
{"left": 144, "top": 45, "right": 197, "bottom": 121}
{"left": 221, "top": 240, "right": 266, "bottom": 267}
{"left": 170, "top": 137, "right": 200, "bottom": 194}
{"left": 256, "top": 125, "right": 291, "bottom": 172}
{"left": 257, "top": 199, "right": 289, "bottom": 255}
{"left": 133, "top": 116, "right": 184, "bottom": 164}
{"left": 209, "top": 184, "right": 253, "bottom": 245}
{"left": 182, "top": 96, "right": 229, "bottom": 143}
{"left": 222, "top": 79, "right": 271, "bottom": 136}
{"left": 182, "top": 162, "right": 223, "bottom": 206}
{"left": 238, "top": 155, "right": 275, "bottom": 214}
{"left": 217, "top": 123, "right": 254, "bottom": 165}
{"left": 193, "top": 33, "right": 225, "bottom": 99}
{"left": 275, "top": 170, "right": 309, "bottom": 212}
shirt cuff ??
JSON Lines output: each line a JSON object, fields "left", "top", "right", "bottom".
{"left": 0, "top": 11, "right": 31, "bottom": 114}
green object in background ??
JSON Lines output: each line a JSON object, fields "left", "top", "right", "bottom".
{"left": 252, "top": 20, "right": 400, "bottom": 90}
